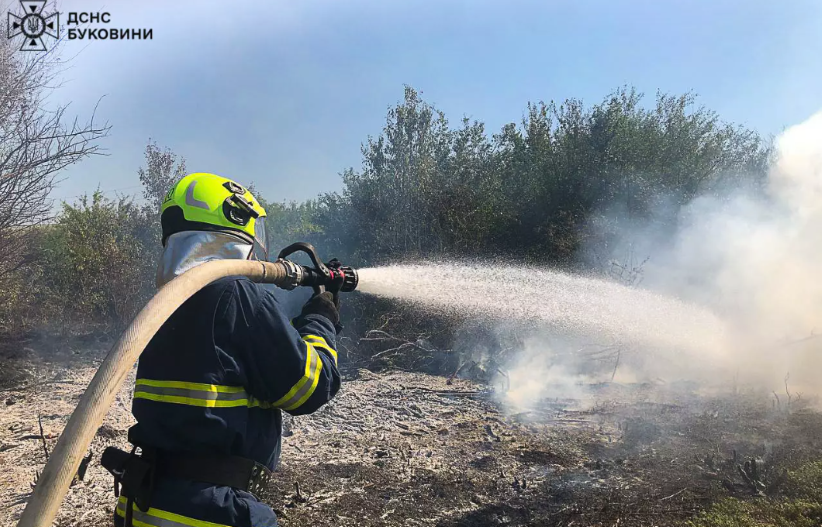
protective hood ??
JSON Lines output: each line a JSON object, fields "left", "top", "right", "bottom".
{"left": 156, "top": 230, "right": 252, "bottom": 289}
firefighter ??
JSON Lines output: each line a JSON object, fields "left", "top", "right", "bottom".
{"left": 102, "top": 173, "right": 343, "bottom": 527}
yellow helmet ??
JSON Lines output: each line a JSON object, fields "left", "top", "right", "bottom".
{"left": 160, "top": 173, "right": 268, "bottom": 259}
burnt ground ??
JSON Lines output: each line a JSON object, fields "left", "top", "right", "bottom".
{"left": 2, "top": 338, "right": 822, "bottom": 526}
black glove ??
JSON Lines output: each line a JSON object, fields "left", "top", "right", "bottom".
{"left": 298, "top": 291, "right": 341, "bottom": 332}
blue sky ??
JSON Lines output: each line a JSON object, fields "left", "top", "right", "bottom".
{"left": 40, "top": 0, "right": 822, "bottom": 205}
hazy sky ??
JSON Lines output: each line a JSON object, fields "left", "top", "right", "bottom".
{"left": 35, "top": 0, "right": 822, "bottom": 205}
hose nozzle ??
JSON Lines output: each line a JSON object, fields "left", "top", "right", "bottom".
{"left": 326, "top": 258, "right": 358, "bottom": 293}
{"left": 276, "top": 242, "right": 358, "bottom": 294}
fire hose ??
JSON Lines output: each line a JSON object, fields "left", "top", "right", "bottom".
{"left": 16, "top": 242, "right": 357, "bottom": 527}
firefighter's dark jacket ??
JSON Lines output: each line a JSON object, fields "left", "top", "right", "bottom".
{"left": 117, "top": 276, "right": 341, "bottom": 527}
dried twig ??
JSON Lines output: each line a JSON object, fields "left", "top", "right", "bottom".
{"left": 495, "top": 367, "right": 510, "bottom": 392}
{"left": 294, "top": 481, "right": 308, "bottom": 504}
{"left": 774, "top": 332, "right": 822, "bottom": 350}
{"left": 784, "top": 373, "right": 792, "bottom": 409}
{"left": 372, "top": 342, "right": 419, "bottom": 359}
{"left": 448, "top": 360, "right": 469, "bottom": 384}
{"left": 360, "top": 330, "right": 406, "bottom": 343}
{"left": 376, "top": 314, "right": 399, "bottom": 331}
{"left": 659, "top": 488, "right": 686, "bottom": 501}
{"left": 372, "top": 338, "right": 443, "bottom": 360}
{"left": 401, "top": 386, "right": 481, "bottom": 396}
{"left": 37, "top": 413, "right": 49, "bottom": 461}
{"left": 611, "top": 348, "right": 621, "bottom": 381}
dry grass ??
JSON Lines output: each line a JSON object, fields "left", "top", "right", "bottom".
{"left": 3, "top": 341, "right": 822, "bottom": 526}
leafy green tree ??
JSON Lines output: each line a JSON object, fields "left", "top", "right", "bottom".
{"left": 316, "top": 86, "right": 769, "bottom": 269}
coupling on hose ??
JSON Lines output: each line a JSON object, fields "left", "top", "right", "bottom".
{"left": 275, "top": 259, "right": 304, "bottom": 290}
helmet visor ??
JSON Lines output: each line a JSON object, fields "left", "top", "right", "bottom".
{"left": 251, "top": 217, "right": 269, "bottom": 261}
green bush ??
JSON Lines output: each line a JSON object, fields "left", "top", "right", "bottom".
{"left": 35, "top": 191, "right": 158, "bottom": 329}
{"left": 689, "top": 498, "right": 822, "bottom": 527}
{"left": 275, "top": 86, "right": 770, "bottom": 269}
{"left": 689, "top": 461, "right": 822, "bottom": 527}
{"left": 0, "top": 260, "right": 44, "bottom": 335}
{"left": 785, "top": 461, "right": 822, "bottom": 501}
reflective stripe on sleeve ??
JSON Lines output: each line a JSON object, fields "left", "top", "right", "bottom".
{"left": 271, "top": 345, "right": 322, "bottom": 411}
{"left": 116, "top": 496, "right": 230, "bottom": 527}
{"left": 302, "top": 334, "right": 338, "bottom": 364}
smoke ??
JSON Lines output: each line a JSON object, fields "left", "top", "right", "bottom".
{"left": 498, "top": 335, "right": 605, "bottom": 410}
{"left": 586, "top": 110, "right": 822, "bottom": 396}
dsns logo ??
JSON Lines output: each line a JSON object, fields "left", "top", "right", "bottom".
{"left": 7, "top": 0, "right": 59, "bottom": 51}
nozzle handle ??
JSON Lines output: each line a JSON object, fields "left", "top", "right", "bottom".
{"left": 277, "top": 242, "right": 329, "bottom": 295}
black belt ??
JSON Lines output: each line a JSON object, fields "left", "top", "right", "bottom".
{"left": 101, "top": 446, "right": 272, "bottom": 524}
{"left": 155, "top": 451, "right": 272, "bottom": 495}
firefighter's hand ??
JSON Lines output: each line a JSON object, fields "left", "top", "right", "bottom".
{"left": 299, "top": 291, "right": 341, "bottom": 331}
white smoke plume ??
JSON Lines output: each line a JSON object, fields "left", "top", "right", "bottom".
{"left": 604, "top": 110, "right": 822, "bottom": 396}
